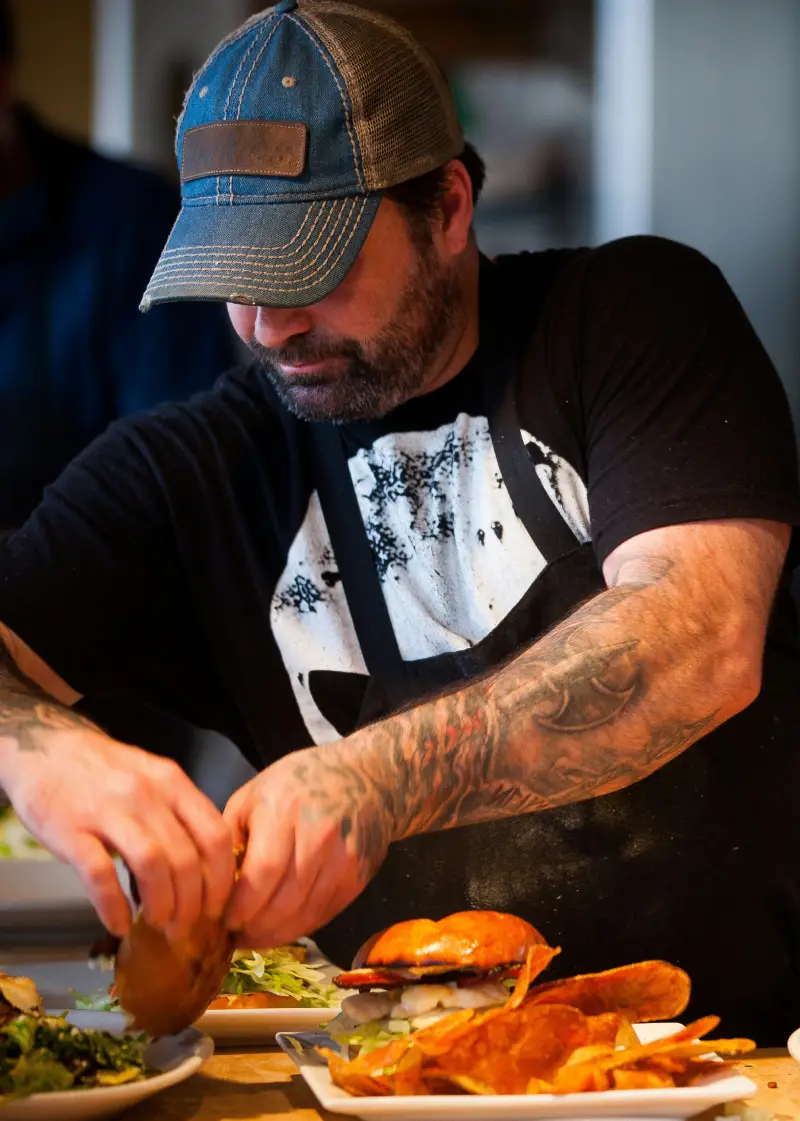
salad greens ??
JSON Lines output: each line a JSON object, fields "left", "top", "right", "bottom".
{"left": 0, "top": 1012, "right": 157, "bottom": 1100}
{"left": 220, "top": 947, "right": 342, "bottom": 1008}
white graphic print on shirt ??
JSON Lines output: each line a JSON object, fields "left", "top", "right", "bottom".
{"left": 270, "top": 413, "right": 590, "bottom": 744}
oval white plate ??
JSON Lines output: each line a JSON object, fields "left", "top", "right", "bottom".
{"left": 1, "top": 1011, "right": 212, "bottom": 1121}
{"left": 277, "top": 1023, "right": 757, "bottom": 1121}
{"left": 787, "top": 1026, "right": 800, "bottom": 1064}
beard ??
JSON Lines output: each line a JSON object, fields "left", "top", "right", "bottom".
{"left": 249, "top": 238, "right": 464, "bottom": 423}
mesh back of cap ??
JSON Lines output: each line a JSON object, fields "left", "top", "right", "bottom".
{"left": 299, "top": 1, "right": 464, "bottom": 191}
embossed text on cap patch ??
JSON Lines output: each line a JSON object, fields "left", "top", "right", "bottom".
{"left": 181, "top": 121, "right": 308, "bottom": 182}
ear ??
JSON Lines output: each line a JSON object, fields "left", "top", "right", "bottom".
{"left": 437, "top": 158, "right": 475, "bottom": 257}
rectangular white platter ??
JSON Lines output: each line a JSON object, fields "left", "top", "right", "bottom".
{"left": 276, "top": 1023, "right": 758, "bottom": 1120}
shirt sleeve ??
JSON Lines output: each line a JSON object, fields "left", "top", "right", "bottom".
{"left": 577, "top": 236, "right": 800, "bottom": 564}
{"left": 0, "top": 415, "right": 209, "bottom": 719}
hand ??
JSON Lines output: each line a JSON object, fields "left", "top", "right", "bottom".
{"left": 0, "top": 727, "right": 236, "bottom": 940}
{"left": 223, "top": 743, "right": 392, "bottom": 947}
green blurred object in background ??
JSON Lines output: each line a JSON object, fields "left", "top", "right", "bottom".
{"left": 0, "top": 807, "right": 51, "bottom": 860}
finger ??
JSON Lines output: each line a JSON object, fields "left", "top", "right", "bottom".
{"left": 102, "top": 817, "right": 176, "bottom": 931}
{"left": 222, "top": 783, "right": 252, "bottom": 853}
{"left": 134, "top": 810, "right": 203, "bottom": 943}
{"left": 236, "top": 847, "right": 335, "bottom": 949}
{"left": 162, "top": 762, "right": 237, "bottom": 920}
{"left": 59, "top": 832, "right": 131, "bottom": 937}
{"left": 226, "top": 804, "right": 295, "bottom": 931}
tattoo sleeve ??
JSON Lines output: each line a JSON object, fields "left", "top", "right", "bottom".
{"left": 300, "top": 527, "right": 783, "bottom": 877}
{"left": 0, "top": 638, "right": 97, "bottom": 757}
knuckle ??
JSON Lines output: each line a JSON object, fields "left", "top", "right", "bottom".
{"left": 119, "top": 772, "right": 146, "bottom": 800}
{"left": 156, "top": 756, "right": 183, "bottom": 780}
{"left": 83, "top": 859, "right": 113, "bottom": 889}
{"left": 134, "top": 841, "right": 162, "bottom": 875}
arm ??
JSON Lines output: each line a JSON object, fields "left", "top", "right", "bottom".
{"left": 0, "top": 622, "right": 235, "bottom": 941}
{"left": 225, "top": 518, "right": 787, "bottom": 942}
{"left": 324, "top": 518, "right": 786, "bottom": 853}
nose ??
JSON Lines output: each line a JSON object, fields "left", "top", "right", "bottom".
{"left": 253, "top": 305, "right": 313, "bottom": 349}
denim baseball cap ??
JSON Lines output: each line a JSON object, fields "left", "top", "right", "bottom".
{"left": 140, "top": 0, "right": 464, "bottom": 311}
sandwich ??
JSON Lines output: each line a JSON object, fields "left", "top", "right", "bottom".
{"left": 326, "top": 910, "right": 552, "bottom": 1055}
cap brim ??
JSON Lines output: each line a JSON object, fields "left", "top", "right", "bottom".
{"left": 140, "top": 193, "right": 381, "bottom": 311}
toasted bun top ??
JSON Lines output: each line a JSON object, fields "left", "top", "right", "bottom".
{"left": 352, "top": 911, "right": 548, "bottom": 972}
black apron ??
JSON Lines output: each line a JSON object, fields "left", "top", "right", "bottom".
{"left": 309, "top": 264, "right": 800, "bottom": 1045}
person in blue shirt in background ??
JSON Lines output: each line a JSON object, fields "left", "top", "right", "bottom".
{"left": 0, "top": 0, "right": 240, "bottom": 531}
{"left": 0, "top": 1, "right": 240, "bottom": 780}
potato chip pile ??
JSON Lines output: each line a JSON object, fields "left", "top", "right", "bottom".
{"left": 321, "top": 946, "right": 755, "bottom": 1097}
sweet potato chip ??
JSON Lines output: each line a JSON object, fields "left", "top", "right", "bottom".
{"left": 444, "top": 1074, "right": 497, "bottom": 1095}
{"left": 430, "top": 1003, "right": 590, "bottom": 1094}
{"left": 553, "top": 1064, "right": 612, "bottom": 1094}
{"left": 563, "top": 1044, "right": 615, "bottom": 1067}
{"left": 585, "top": 1012, "right": 621, "bottom": 1047}
{"left": 612, "top": 1067, "right": 675, "bottom": 1090}
{"left": 325, "top": 1052, "right": 395, "bottom": 1098}
{"left": 615, "top": 1016, "right": 640, "bottom": 1049}
{"left": 506, "top": 944, "right": 561, "bottom": 1009}
{"left": 392, "top": 1049, "right": 426, "bottom": 1096}
{"left": 525, "top": 960, "right": 690, "bottom": 1022}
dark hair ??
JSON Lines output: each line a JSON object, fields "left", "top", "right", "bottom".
{"left": 0, "top": 0, "right": 13, "bottom": 64}
{"left": 385, "top": 141, "right": 486, "bottom": 231}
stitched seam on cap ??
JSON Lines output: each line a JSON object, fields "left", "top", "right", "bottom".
{"left": 151, "top": 199, "right": 351, "bottom": 279}
{"left": 232, "top": 17, "right": 284, "bottom": 195}
{"left": 147, "top": 197, "right": 367, "bottom": 292}
{"left": 152, "top": 203, "right": 334, "bottom": 271}
{"left": 285, "top": 12, "right": 365, "bottom": 192}
{"left": 159, "top": 202, "right": 315, "bottom": 255}
{"left": 183, "top": 186, "right": 371, "bottom": 202}
{"left": 219, "top": 21, "right": 271, "bottom": 204}
{"left": 175, "top": 10, "right": 273, "bottom": 147}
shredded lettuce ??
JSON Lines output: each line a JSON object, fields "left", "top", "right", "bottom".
{"left": 220, "top": 948, "right": 343, "bottom": 1008}
{"left": 324, "top": 1013, "right": 412, "bottom": 1057}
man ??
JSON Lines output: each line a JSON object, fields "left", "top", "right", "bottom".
{"left": 0, "top": 0, "right": 239, "bottom": 529}
{"left": 1, "top": 0, "right": 799, "bottom": 1043}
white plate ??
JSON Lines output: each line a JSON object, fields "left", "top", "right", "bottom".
{"left": 0, "top": 1010, "right": 212, "bottom": 1121}
{"left": 787, "top": 1026, "right": 800, "bottom": 1063}
{"left": 3, "top": 938, "right": 346, "bottom": 1046}
{"left": 195, "top": 938, "right": 344, "bottom": 1044}
{"left": 276, "top": 1023, "right": 757, "bottom": 1121}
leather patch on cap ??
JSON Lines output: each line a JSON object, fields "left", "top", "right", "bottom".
{"left": 181, "top": 121, "right": 308, "bottom": 181}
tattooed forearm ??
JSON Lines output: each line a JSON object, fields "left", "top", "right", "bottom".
{"left": 298, "top": 540, "right": 768, "bottom": 876}
{"left": 0, "top": 639, "right": 96, "bottom": 755}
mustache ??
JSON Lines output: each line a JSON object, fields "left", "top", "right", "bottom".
{"left": 249, "top": 337, "right": 359, "bottom": 368}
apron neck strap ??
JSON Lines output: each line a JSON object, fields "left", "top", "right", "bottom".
{"left": 309, "top": 424, "right": 406, "bottom": 684}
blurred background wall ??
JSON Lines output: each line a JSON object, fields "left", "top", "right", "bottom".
{"left": 10, "top": 0, "right": 93, "bottom": 137}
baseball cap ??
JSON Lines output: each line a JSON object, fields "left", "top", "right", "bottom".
{"left": 140, "top": 0, "right": 464, "bottom": 312}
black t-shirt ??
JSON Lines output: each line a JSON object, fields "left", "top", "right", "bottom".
{"left": 3, "top": 235, "right": 800, "bottom": 1041}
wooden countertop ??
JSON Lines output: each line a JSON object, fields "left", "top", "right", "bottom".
{"left": 122, "top": 1046, "right": 800, "bottom": 1121}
